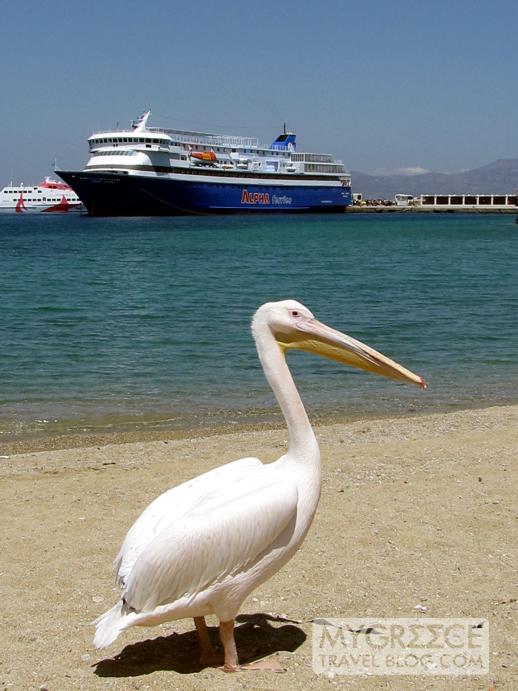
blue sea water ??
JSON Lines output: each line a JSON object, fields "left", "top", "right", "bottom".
{"left": 1, "top": 212, "right": 517, "bottom": 441}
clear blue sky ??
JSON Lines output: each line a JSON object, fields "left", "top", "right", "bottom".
{"left": 2, "top": 0, "right": 517, "bottom": 183}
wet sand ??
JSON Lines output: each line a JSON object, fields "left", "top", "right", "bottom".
{"left": 1, "top": 405, "right": 516, "bottom": 690}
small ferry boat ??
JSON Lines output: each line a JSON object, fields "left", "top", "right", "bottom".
{"left": 0, "top": 177, "right": 82, "bottom": 213}
{"left": 58, "top": 111, "right": 352, "bottom": 216}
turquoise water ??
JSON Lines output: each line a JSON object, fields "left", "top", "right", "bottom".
{"left": 1, "top": 212, "right": 517, "bottom": 440}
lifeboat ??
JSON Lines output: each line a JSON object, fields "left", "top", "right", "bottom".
{"left": 190, "top": 150, "right": 217, "bottom": 165}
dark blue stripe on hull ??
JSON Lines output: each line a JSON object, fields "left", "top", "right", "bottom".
{"left": 58, "top": 171, "right": 351, "bottom": 216}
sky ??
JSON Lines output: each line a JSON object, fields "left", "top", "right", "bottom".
{"left": 1, "top": 0, "right": 518, "bottom": 183}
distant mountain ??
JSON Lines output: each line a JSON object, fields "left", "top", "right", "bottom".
{"left": 351, "top": 159, "right": 518, "bottom": 200}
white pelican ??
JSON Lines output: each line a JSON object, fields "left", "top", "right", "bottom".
{"left": 94, "top": 300, "right": 424, "bottom": 671}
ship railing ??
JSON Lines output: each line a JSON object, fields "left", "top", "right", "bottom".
{"left": 292, "top": 152, "right": 336, "bottom": 163}
{"left": 89, "top": 127, "right": 260, "bottom": 149}
{"left": 304, "top": 163, "right": 347, "bottom": 174}
{"left": 146, "top": 128, "right": 260, "bottom": 149}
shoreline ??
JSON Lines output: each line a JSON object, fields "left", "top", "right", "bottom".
{"left": 2, "top": 400, "right": 517, "bottom": 464}
{"left": 346, "top": 205, "right": 517, "bottom": 213}
{"left": 1, "top": 403, "right": 517, "bottom": 689}
{"left": 2, "top": 398, "right": 517, "bottom": 456}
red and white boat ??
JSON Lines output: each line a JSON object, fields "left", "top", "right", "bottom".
{"left": 0, "top": 176, "right": 83, "bottom": 213}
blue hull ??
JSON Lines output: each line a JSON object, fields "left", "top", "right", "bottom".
{"left": 58, "top": 171, "right": 351, "bottom": 216}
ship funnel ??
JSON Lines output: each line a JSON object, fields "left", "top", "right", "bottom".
{"left": 270, "top": 130, "right": 297, "bottom": 151}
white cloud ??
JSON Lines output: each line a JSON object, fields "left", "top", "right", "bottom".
{"left": 372, "top": 166, "right": 431, "bottom": 176}
{"left": 397, "top": 166, "right": 430, "bottom": 176}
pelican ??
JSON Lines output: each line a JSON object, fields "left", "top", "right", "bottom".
{"left": 94, "top": 300, "right": 424, "bottom": 671}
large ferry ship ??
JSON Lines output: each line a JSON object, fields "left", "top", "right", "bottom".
{"left": 0, "top": 177, "right": 82, "bottom": 213}
{"left": 58, "top": 112, "right": 351, "bottom": 216}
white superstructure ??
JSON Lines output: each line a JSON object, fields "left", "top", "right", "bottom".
{"left": 82, "top": 111, "right": 350, "bottom": 184}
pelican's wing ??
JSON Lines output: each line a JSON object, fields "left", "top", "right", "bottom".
{"left": 123, "top": 478, "right": 298, "bottom": 612}
{"left": 115, "top": 457, "right": 263, "bottom": 586}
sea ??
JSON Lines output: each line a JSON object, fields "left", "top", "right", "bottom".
{"left": 1, "top": 211, "right": 517, "bottom": 443}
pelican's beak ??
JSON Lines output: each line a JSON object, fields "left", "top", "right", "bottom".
{"left": 277, "top": 318, "right": 425, "bottom": 388}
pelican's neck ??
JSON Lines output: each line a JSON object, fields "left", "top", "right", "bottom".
{"left": 254, "top": 323, "right": 318, "bottom": 461}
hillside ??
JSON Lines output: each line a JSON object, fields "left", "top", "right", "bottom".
{"left": 351, "top": 158, "right": 518, "bottom": 199}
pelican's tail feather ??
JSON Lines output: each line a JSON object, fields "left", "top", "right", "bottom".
{"left": 93, "top": 601, "right": 137, "bottom": 649}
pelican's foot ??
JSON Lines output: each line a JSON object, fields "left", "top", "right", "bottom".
{"left": 195, "top": 615, "right": 223, "bottom": 667}
{"left": 221, "top": 657, "right": 285, "bottom": 672}
{"left": 242, "top": 657, "right": 285, "bottom": 672}
{"left": 200, "top": 649, "right": 224, "bottom": 667}
{"left": 218, "top": 618, "right": 284, "bottom": 673}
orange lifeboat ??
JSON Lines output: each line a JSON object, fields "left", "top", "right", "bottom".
{"left": 190, "top": 150, "right": 217, "bottom": 162}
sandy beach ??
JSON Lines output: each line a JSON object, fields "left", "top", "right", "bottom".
{"left": 1, "top": 404, "right": 516, "bottom": 690}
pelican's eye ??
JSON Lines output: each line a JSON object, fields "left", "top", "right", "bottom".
{"left": 291, "top": 310, "right": 299, "bottom": 317}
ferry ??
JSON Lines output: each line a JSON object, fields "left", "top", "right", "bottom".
{"left": 0, "top": 177, "right": 82, "bottom": 213}
{"left": 57, "top": 111, "right": 352, "bottom": 216}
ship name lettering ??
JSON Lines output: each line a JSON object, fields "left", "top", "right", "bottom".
{"left": 241, "top": 189, "right": 270, "bottom": 205}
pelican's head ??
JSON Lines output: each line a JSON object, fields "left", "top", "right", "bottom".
{"left": 253, "top": 300, "right": 425, "bottom": 388}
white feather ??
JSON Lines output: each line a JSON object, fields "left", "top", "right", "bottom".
{"left": 114, "top": 457, "right": 262, "bottom": 586}
{"left": 124, "top": 478, "right": 298, "bottom": 611}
